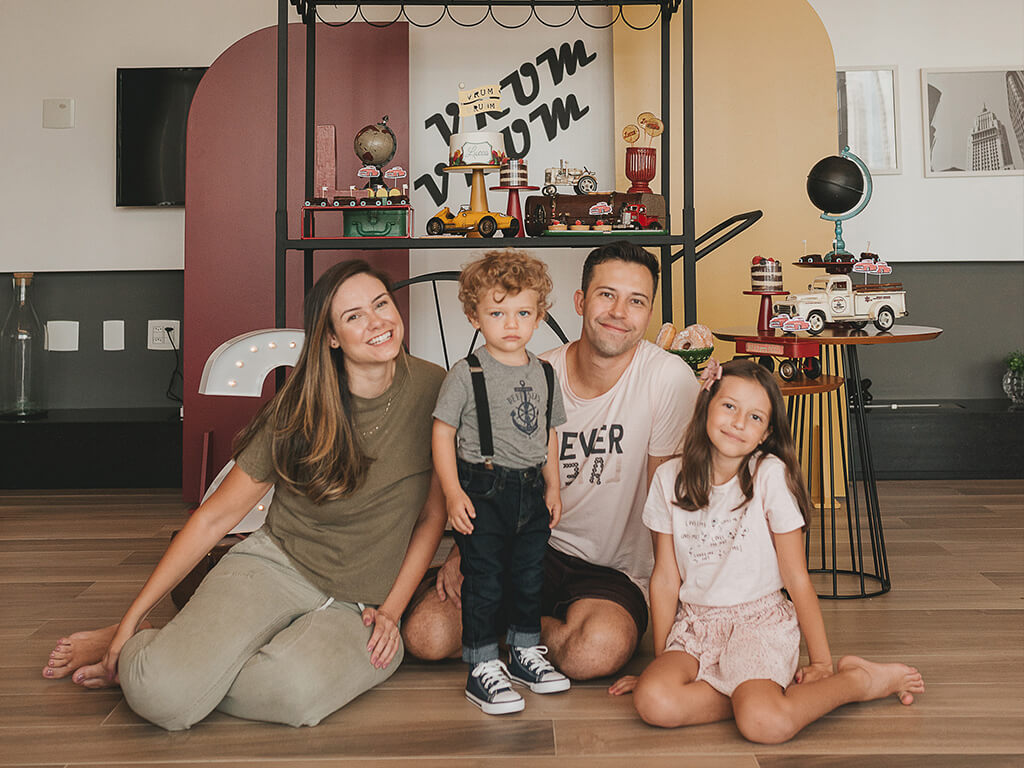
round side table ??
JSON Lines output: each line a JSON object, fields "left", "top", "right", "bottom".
{"left": 716, "top": 325, "right": 943, "bottom": 598}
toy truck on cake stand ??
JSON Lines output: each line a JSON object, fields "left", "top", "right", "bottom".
{"left": 773, "top": 273, "right": 907, "bottom": 334}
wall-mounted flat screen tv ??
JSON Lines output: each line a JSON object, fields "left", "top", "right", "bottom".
{"left": 116, "top": 66, "right": 206, "bottom": 207}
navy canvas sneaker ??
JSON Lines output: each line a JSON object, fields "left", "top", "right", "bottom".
{"left": 466, "top": 659, "right": 525, "bottom": 715}
{"left": 508, "top": 645, "right": 571, "bottom": 694}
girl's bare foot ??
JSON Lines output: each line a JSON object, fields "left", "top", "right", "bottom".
{"left": 837, "top": 655, "right": 924, "bottom": 705}
{"left": 42, "top": 622, "right": 150, "bottom": 680}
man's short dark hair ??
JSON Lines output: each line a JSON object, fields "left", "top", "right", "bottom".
{"left": 580, "top": 241, "right": 659, "bottom": 297}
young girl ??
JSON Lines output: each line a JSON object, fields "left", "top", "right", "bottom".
{"left": 610, "top": 358, "right": 923, "bottom": 744}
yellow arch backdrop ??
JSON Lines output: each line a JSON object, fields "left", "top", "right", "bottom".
{"left": 614, "top": 0, "right": 838, "bottom": 343}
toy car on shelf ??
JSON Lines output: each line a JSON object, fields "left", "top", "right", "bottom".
{"left": 425, "top": 205, "right": 519, "bottom": 238}
{"left": 618, "top": 203, "right": 662, "bottom": 230}
{"left": 541, "top": 160, "right": 598, "bottom": 196}
{"left": 306, "top": 186, "right": 409, "bottom": 207}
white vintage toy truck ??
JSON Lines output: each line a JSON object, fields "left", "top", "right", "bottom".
{"left": 773, "top": 274, "right": 907, "bottom": 334}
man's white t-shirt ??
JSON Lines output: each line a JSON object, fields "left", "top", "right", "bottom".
{"left": 543, "top": 340, "right": 699, "bottom": 589}
{"left": 643, "top": 454, "right": 806, "bottom": 607}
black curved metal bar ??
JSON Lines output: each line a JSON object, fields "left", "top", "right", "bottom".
{"left": 668, "top": 209, "right": 763, "bottom": 266}
{"left": 314, "top": 4, "right": 360, "bottom": 25}
{"left": 390, "top": 271, "right": 569, "bottom": 370}
{"left": 356, "top": 4, "right": 406, "bottom": 25}
{"left": 444, "top": 4, "right": 492, "bottom": 26}
{"left": 487, "top": 4, "right": 535, "bottom": 28}
{"left": 619, "top": 3, "right": 661, "bottom": 30}
{"left": 532, "top": 3, "right": 579, "bottom": 27}
{"left": 575, "top": 4, "right": 623, "bottom": 29}
{"left": 400, "top": 4, "right": 448, "bottom": 26}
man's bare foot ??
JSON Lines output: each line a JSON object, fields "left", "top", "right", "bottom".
{"left": 837, "top": 655, "right": 924, "bottom": 705}
{"left": 42, "top": 622, "right": 151, "bottom": 681}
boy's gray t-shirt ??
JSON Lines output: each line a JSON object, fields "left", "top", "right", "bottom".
{"left": 433, "top": 346, "right": 567, "bottom": 468}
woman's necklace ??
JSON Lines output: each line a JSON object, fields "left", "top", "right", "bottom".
{"left": 359, "top": 389, "right": 394, "bottom": 438}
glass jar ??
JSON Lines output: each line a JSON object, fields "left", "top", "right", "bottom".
{"left": 0, "top": 272, "right": 47, "bottom": 419}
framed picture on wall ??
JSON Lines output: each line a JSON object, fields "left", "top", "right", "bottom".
{"left": 837, "top": 66, "right": 900, "bottom": 174}
{"left": 922, "top": 67, "right": 1024, "bottom": 177}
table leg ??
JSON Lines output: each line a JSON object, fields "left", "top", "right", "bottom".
{"left": 800, "top": 345, "right": 890, "bottom": 598}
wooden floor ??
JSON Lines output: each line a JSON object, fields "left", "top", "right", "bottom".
{"left": 1, "top": 480, "right": 1022, "bottom": 767}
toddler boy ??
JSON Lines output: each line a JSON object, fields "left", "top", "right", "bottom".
{"left": 432, "top": 250, "right": 569, "bottom": 715}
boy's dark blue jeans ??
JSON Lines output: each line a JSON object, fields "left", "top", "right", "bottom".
{"left": 454, "top": 458, "right": 551, "bottom": 665}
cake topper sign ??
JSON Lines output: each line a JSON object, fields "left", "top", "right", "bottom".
{"left": 459, "top": 83, "right": 502, "bottom": 116}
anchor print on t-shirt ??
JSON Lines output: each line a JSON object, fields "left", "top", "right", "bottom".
{"left": 558, "top": 423, "right": 624, "bottom": 487}
{"left": 509, "top": 380, "right": 541, "bottom": 436}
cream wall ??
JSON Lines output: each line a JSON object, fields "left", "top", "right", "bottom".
{"left": 614, "top": 0, "right": 837, "bottom": 345}
{"left": 0, "top": 0, "right": 275, "bottom": 272}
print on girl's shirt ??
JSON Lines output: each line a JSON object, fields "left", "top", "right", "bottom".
{"left": 681, "top": 505, "right": 751, "bottom": 564}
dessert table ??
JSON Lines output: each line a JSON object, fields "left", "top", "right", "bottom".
{"left": 715, "top": 325, "right": 943, "bottom": 597}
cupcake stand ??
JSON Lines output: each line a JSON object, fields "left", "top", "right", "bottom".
{"left": 490, "top": 182, "right": 540, "bottom": 239}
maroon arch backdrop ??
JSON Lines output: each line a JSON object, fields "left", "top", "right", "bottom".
{"left": 183, "top": 23, "right": 410, "bottom": 504}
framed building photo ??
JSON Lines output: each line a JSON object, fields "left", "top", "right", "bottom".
{"left": 837, "top": 66, "right": 900, "bottom": 174}
{"left": 922, "top": 67, "right": 1024, "bottom": 177}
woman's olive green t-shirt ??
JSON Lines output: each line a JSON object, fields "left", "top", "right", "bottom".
{"left": 236, "top": 352, "right": 444, "bottom": 604}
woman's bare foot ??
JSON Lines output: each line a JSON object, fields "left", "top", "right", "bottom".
{"left": 838, "top": 655, "right": 924, "bottom": 705}
{"left": 42, "top": 622, "right": 151, "bottom": 681}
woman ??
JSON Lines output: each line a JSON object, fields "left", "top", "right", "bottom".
{"left": 42, "top": 260, "right": 447, "bottom": 730}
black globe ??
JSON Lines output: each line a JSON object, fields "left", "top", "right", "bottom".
{"left": 806, "top": 155, "right": 864, "bottom": 215}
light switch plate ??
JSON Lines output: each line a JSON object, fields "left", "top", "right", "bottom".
{"left": 47, "top": 320, "right": 79, "bottom": 351}
{"left": 103, "top": 320, "right": 125, "bottom": 351}
{"left": 43, "top": 98, "right": 75, "bottom": 129}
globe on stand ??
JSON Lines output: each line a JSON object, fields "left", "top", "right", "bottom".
{"left": 806, "top": 147, "right": 872, "bottom": 261}
{"left": 353, "top": 116, "right": 397, "bottom": 189}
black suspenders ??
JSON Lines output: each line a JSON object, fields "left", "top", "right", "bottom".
{"left": 466, "top": 352, "right": 554, "bottom": 470}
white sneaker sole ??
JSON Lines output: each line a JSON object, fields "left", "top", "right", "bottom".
{"left": 509, "top": 674, "right": 571, "bottom": 694}
{"left": 466, "top": 690, "right": 525, "bottom": 715}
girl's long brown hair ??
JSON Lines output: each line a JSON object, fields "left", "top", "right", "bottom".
{"left": 233, "top": 260, "right": 395, "bottom": 503}
{"left": 674, "top": 359, "right": 811, "bottom": 522}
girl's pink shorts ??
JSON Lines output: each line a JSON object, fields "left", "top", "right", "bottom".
{"left": 664, "top": 590, "right": 800, "bottom": 696}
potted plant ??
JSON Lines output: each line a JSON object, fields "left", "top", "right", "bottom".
{"left": 1004, "top": 350, "right": 1024, "bottom": 408}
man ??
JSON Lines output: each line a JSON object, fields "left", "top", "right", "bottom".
{"left": 402, "top": 241, "right": 700, "bottom": 680}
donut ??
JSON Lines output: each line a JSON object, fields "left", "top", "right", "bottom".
{"left": 655, "top": 322, "right": 677, "bottom": 349}
{"left": 683, "top": 323, "right": 713, "bottom": 349}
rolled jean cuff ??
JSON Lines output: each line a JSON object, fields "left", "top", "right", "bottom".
{"left": 463, "top": 642, "right": 500, "bottom": 665}
{"left": 506, "top": 626, "right": 541, "bottom": 649}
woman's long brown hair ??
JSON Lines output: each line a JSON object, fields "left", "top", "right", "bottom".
{"left": 674, "top": 359, "right": 811, "bottom": 522}
{"left": 233, "top": 260, "right": 395, "bottom": 503}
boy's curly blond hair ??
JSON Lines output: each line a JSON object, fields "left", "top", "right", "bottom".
{"left": 458, "top": 250, "right": 553, "bottom": 319}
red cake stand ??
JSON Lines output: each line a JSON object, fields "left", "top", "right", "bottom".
{"left": 743, "top": 290, "right": 789, "bottom": 333}
{"left": 490, "top": 184, "right": 540, "bottom": 238}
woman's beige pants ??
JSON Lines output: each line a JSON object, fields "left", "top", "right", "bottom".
{"left": 119, "top": 528, "right": 401, "bottom": 730}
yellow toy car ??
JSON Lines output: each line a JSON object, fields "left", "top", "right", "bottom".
{"left": 425, "top": 205, "right": 519, "bottom": 238}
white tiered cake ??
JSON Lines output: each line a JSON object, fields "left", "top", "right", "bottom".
{"left": 449, "top": 131, "right": 507, "bottom": 167}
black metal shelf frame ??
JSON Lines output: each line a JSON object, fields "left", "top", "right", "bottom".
{"left": 274, "top": 0, "right": 760, "bottom": 328}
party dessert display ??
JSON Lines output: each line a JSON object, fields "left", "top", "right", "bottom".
{"left": 449, "top": 131, "right": 507, "bottom": 167}
{"left": 500, "top": 159, "right": 529, "bottom": 187}
{"left": 524, "top": 192, "right": 666, "bottom": 236}
{"left": 751, "top": 256, "right": 783, "bottom": 292}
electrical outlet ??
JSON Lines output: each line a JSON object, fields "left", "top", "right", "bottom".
{"left": 148, "top": 320, "right": 181, "bottom": 350}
